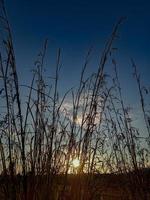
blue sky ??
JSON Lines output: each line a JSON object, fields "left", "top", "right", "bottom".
{"left": 5, "top": 0, "right": 150, "bottom": 106}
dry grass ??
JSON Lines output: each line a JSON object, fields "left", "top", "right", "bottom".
{"left": 0, "top": 1, "right": 150, "bottom": 199}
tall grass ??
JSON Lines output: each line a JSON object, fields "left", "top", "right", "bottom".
{"left": 0, "top": 1, "right": 150, "bottom": 200}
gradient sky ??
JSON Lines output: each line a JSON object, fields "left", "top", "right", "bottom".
{"left": 5, "top": 0, "right": 150, "bottom": 107}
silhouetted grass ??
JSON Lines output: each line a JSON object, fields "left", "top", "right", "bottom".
{"left": 0, "top": 1, "right": 150, "bottom": 199}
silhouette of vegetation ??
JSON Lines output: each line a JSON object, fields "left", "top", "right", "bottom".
{"left": 0, "top": 1, "right": 149, "bottom": 199}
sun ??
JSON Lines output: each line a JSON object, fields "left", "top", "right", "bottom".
{"left": 72, "top": 158, "right": 80, "bottom": 168}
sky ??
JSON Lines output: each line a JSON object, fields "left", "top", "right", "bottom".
{"left": 4, "top": 0, "right": 150, "bottom": 112}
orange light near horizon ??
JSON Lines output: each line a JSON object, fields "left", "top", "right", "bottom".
{"left": 72, "top": 158, "right": 80, "bottom": 168}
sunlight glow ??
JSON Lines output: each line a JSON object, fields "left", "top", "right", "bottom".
{"left": 72, "top": 158, "right": 80, "bottom": 168}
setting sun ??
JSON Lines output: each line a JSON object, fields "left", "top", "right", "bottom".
{"left": 72, "top": 158, "right": 80, "bottom": 168}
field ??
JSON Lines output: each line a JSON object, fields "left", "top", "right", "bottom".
{"left": 0, "top": 0, "right": 150, "bottom": 199}
{"left": 0, "top": 169, "right": 150, "bottom": 199}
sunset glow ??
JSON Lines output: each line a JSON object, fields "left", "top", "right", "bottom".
{"left": 72, "top": 158, "right": 80, "bottom": 168}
